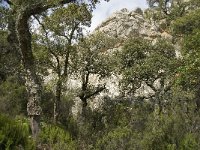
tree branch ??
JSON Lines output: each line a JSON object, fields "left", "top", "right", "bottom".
{"left": 84, "top": 84, "right": 106, "bottom": 100}
{"left": 63, "top": 22, "right": 80, "bottom": 76}
{"left": 34, "top": 15, "right": 61, "bottom": 75}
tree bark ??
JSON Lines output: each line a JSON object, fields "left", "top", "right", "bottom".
{"left": 25, "top": 69, "right": 42, "bottom": 139}
{"left": 195, "top": 85, "right": 200, "bottom": 111}
{"left": 15, "top": 7, "right": 43, "bottom": 139}
{"left": 54, "top": 78, "right": 62, "bottom": 123}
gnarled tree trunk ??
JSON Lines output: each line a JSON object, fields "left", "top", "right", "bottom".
{"left": 16, "top": 9, "right": 42, "bottom": 138}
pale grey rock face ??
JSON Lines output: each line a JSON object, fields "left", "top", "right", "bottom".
{"left": 94, "top": 8, "right": 175, "bottom": 43}
{"left": 95, "top": 9, "right": 163, "bottom": 40}
{"left": 135, "top": 82, "right": 155, "bottom": 98}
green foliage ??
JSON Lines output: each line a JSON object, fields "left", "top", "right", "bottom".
{"left": 173, "top": 8, "right": 200, "bottom": 92}
{"left": 138, "top": 84, "right": 200, "bottom": 150}
{"left": 100, "top": 97, "right": 133, "bottom": 129}
{"left": 71, "top": 32, "right": 117, "bottom": 105}
{"left": 134, "top": 7, "right": 143, "bottom": 15}
{"left": 96, "top": 127, "right": 132, "bottom": 150}
{"left": 172, "top": 9, "right": 200, "bottom": 35}
{"left": 141, "top": 111, "right": 200, "bottom": 150}
{"left": 0, "top": 114, "right": 35, "bottom": 150}
{"left": 40, "top": 86, "right": 55, "bottom": 121}
{"left": 75, "top": 98, "right": 132, "bottom": 149}
{"left": 58, "top": 93, "right": 76, "bottom": 127}
{"left": 180, "top": 134, "right": 199, "bottom": 150}
{"left": 118, "top": 37, "right": 176, "bottom": 93}
{"left": 39, "top": 123, "right": 76, "bottom": 150}
{"left": 32, "top": 4, "right": 92, "bottom": 75}
{"left": 2, "top": 0, "right": 200, "bottom": 149}
{"left": 176, "top": 30, "right": 200, "bottom": 89}
{"left": 44, "top": 3, "right": 92, "bottom": 39}
{"left": 74, "top": 32, "right": 116, "bottom": 78}
{"left": 146, "top": 0, "right": 194, "bottom": 31}
{"left": 0, "top": 76, "right": 27, "bottom": 116}
{"left": 0, "top": 30, "right": 7, "bottom": 46}
{"left": 0, "top": 29, "right": 21, "bottom": 84}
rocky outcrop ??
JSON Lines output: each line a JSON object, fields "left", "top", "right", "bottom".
{"left": 95, "top": 8, "right": 172, "bottom": 42}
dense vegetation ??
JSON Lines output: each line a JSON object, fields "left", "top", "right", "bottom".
{"left": 1, "top": 0, "right": 200, "bottom": 149}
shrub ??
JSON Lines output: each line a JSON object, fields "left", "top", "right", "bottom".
{"left": 96, "top": 127, "right": 132, "bottom": 150}
{"left": 180, "top": 134, "right": 199, "bottom": 150}
{"left": 39, "top": 123, "right": 76, "bottom": 150}
{"left": 0, "top": 114, "right": 35, "bottom": 150}
{"left": 134, "top": 7, "right": 143, "bottom": 15}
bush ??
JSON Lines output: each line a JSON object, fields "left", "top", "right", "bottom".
{"left": 0, "top": 114, "right": 35, "bottom": 150}
{"left": 134, "top": 7, "right": 143, "bottom": 15}
{"left": 96, "top": 127, "right": 132, "bottom": 150}
{"left": 0, "top": 76, "right": 27, "bottom": 116}
{"left": 180, "top": 134, "right": 199, "bottom": 150}
{"left": 39, "top": 123, "right": 76, "bottom": 150}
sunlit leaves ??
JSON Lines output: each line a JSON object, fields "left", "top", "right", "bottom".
{"left": 176, "top": 29, "right": 200, "bottom": 89}
{"left": 172, "top": 9, "right": 200, "bottom": 35}
{"left": 74, "top": 32, "right": 116, "bottom": 78}
{"left": 118, "top": 37, "right": 176, "bottom": 93}
{"left": 44, "top": 3, "right": 92, "bottom": 39}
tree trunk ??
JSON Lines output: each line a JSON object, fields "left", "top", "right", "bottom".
{"left": 16, "top": 9, "right": 42, "bottom": 138}
{"left": 25, "top": 69, "right": 42, "bottom": 139}
{"left": 30, "top": 115, "right": 40, "bottom": 139}
{"left": 54, "top": 79, "right": 62, "bottom": 123}
{"left": 195, "top": 85, "right": 200, "bottom": 111}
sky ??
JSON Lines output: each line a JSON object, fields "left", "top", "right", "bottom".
{"left": 89, "top": 0, "right": 148, "bottom": 31}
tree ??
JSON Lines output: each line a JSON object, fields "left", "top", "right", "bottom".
{"left": 118, "top": 37, "right": 177, "bottom": 113}
{"left": 3, "top": 0, "right": 109, "bottom": 138}
{"left": 146, "top": 0, "right": 189, "bottom": 16}
{"left": 33, "top": 3, "right": 92, "bottom": 124}
{"left": 147, "top": 0, "right": 170, "bottom": 14}
{"left": 0, "top": 4, "right": 26, "bottom": 116}
{"left": 172, "top": 8, "right": 200, "bottom": 110}
{"left": 145, "top": 0, "right": 195, "bottom": 33}
{"left": 74, "top": 32, "right": 116, "bottom": 110}
{"left": 134, "top": 7, "right": 143, "bottom": 15}
{"left": 0, "top": 2, "right": 21, "bottom": 82}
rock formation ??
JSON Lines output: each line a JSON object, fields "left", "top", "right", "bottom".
{"left": 95, "top": 8, "right": 172, "bottom": 42}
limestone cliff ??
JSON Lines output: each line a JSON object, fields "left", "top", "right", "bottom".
{"left": 94, "top": 8, "right": 172, "bottom": 42}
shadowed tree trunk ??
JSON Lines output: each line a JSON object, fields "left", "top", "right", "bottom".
{"left": 79, "top": 71, "right": 106, "bottom": 115}
{"left": 54, "top": 78, "right": 62, "bottom": 123}
{"left": 16, "top": 9, "right": 42, "bottom": 139}
{"left": 195, "top": 85, "right": 200, "bottom": 111}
